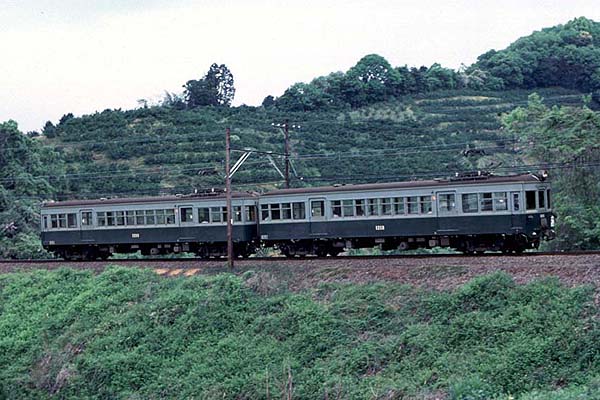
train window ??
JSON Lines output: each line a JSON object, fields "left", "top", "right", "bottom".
{"left": 480, "top": 193, "right": 493, "bottom": 212}
{"left": 281, "top": 203, "right": 292, "bottom": 220}
{"left": 43, "top": 215, "right": 49, "bottom": 230}
{"left": 546, "top": 189, "right": 551, "bottom": 209}
{"left": 538, "top": 190, "right": 546, "bottom": 209}
{"left": 343, "top": 200, "right": 355, "bottom": 217}
{"left": 81, "top": 212, "right": 92, "bottom": 226}
{"left": 331, "top": 200, "right": 342, "bottom": 218}
{"left": 462, "top": 194, "right": 478, "bottom": 213}
{"left": 381, "top": 198, "right": 392, "bottom": 216}
{"left": 156, "top": 209, "right": 166, "bottom": 224}
{"left": 407, "top": 197, "right": 419, "bottom": 214}
{"left": 419, "top": 196, "right": 432, "bottom": 214}
{"left": 135, "top": 210, "right": 145, "bottom": 225}
{"left": 245, "top": 205, "right": 257, "bottom": 222}
{"left": 211, "top": 207, "right": 222, "bottom": 223}
{"left": 199, "top": 207, "right": 210, "bottom": 223}
{"left": 105, "top": 211, "right": 114, "bottom": 226}
{"left": 180, "top": 207, "right": 193, "bottom": 223}
{"left": 493, "top": 192, "right": 507, "bottom": 211}
{"left": 145, "top": 210, "right": 155, "bottom": 225}
{"left": 393, "top": 197, "right": 405, "bottom": 215}
{"left": 234, "top": 206, "right": 242, "bottom": 222}
{"left": 57, "top": 214, "right": 67, "bottom": 228}
{"left": 221, "top": 207, "right": 228, "bottom": 222}
{"left": 166, "top": 209, "right": 176, "bottom": 224}
{"left": 292, "top": 202, "right": 305, "bottom": 219}
{"left": 525, "top": 191, "right": 536, "bottom": 210}
{"left": 270, "top": 204, "right": 281, "bottom": 220}
{"left": 355, "top": 199, "right": 366, "bottom": 216}
{"left": 311, "top": 200, "right": 325, "bottom": 218}
{"left": 512, "top": 193, "right": 520, "bottom": 211}
{"left": 97, "top": 212, "right": 106, "bottom": 226}
{"left": 125, "top": 211, "right": 134, "bottom": 225}
{"left": 439, "top": 194, "right": 455, "bottom": 212}
{"left": 115, "top": 211, "right": 125, "bottom": 226}
{"left": 261, "top": 204, "right": 269, "bottom": 221}
{"left": 367, "top": 199, "right": 379, "bottom": 216}
{"left": 50, "top": 214, "right": 59, "bottom": 228}
{"left": 66, "top": 213, "right": 77, "bottom": 228}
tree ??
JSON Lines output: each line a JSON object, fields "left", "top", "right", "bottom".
{"left": 58, "top": 113, "right": 74, "bottom": 125}
{"left": 472, "top": 17, "right": 600, "bottom": 92}
{"left": 502, "top": 94, "right": 600, "bottom": 250}
{"left": 343, "top": 54, "right": 402, "bottom": 106}
{"left": 42, "top": 121, "right": 56, "bottom": 138}
{"left": 261, "top": 95, "right": 275, "bottom": 108}
{"left": 184, "top": 63, "right": 235, "bottom": 107}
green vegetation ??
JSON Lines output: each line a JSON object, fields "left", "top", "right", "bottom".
{"left": 503, "top": 94, "right": 600, "bottom": 249}
{"left": 473, "top": 17, "right": 600, "bottom": 92}
{"left": 183, "top": 63, "right": 236, "bottom": 108}
{"left": 0, "top": 121, "right": 59, "bottom": 258}
{"left": 268, "top": 17, "right": 600, "bottom": 111}
{"left": 0, "top": 268, "right": 597, "bottom": 399}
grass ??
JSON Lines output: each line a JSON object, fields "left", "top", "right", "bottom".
{"left": 0, "top": 267, "right": 598, "bottom": 399}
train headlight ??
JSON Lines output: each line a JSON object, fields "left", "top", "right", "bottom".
{"left": 550, "top": 215, "right": 555, "bottom": 228}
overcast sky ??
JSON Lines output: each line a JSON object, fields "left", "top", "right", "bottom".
{"left": 1, "top": 0, "right": 599, "bottom": 133}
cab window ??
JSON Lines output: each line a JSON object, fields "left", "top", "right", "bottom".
{"left": 526, "top": 191, "right": 536, "bottom": 210}
{"left": 538, "top": 190, "right": 546, "bottom": 209}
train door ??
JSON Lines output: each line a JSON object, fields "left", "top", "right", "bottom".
{"left": 178, "top": 205, "right": 195, "bottom": 226}
{"left": 309, "top": 198, "right": 327, "bottom": 235}
{"left": 436, "top": 191, "right": 459, "bottom": 234}
{"left": 510, "top": 192, "right": 522, "bottom": 229}
{"left": 79, "top": 209, "right": 94, "bottom": 242}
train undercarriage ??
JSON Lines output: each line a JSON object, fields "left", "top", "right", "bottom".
{"left": 273, "top": 233, "right": 540, "bottom": 257}
{"left": 48, "top": 233, "right": 541, "bottom": 261}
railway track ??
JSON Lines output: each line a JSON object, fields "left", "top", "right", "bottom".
{"left": 2, "top": 251, "right": 598, "bottom": 288}
{"left": 2, "top": 250, "right": 600, "bottom": 264}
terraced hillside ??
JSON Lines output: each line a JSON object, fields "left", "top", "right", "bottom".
{"left": 41, "top": 87, "right": 584, "bottom": 199}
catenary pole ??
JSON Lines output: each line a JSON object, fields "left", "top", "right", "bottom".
{"left": 225, "top": 127, "right": 234, "bottom": 268}
{"left": 284, "top": 119, "right": 290, "bottom": 189}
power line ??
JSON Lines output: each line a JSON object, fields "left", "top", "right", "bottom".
{"left": 9, "top": 162, "right": 600, "bottom": 203}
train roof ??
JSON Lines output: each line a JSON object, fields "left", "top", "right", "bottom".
{"left": 42, "top": 190, "right": 257, "bottom": 208}
{"left": 42, "top": 173, "right": 546, "bottom": 208}
{"left": 262, "top": 173, "right": 545, "bottom": 197}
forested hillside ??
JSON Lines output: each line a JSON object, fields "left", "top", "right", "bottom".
{"left": 1, "top": 17, "right": 599, "bottom": 257}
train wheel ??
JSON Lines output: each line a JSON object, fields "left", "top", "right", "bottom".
{"left": 315, "top": 248, "right": 328, "bottom": 257}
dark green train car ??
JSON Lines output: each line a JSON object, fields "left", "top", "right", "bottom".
{"left": 258, "top": 173, "right": 555, "bottom": 256}
{"left": 41, "top": 191, "right": 258, "bottom": 260}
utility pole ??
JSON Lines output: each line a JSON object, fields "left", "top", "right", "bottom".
{"left": 225, "top": 127, "right": 234, "bottom": 269}
{"left": 272, "top": 120, "right": 301, "bottom": 187}
{"left": 284, "top": 119, "right": 290, "bottom": 189}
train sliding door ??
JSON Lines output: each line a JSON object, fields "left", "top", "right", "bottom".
{"left": 79, "top": 209, "right": 95, "bottom": 243}
{"left": 436, "top": 191, "right": 459, "bottom": 234}
{"left": 309, "top": 198, "right": 327, "bottom": 236}
{"left": 511, "top": 191, "right": 523, "bottom": 230}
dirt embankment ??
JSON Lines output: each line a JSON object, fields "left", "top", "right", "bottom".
{"left": 3, "top": 254, "right": 599, "bottom": 294}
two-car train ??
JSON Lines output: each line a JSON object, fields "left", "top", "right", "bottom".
{"left": 40, "top": 173, "right": 556, "bottom": 260}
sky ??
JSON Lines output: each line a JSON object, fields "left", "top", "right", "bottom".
{"left": 1, "top": 0, "right": 599, "bottom": 133}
